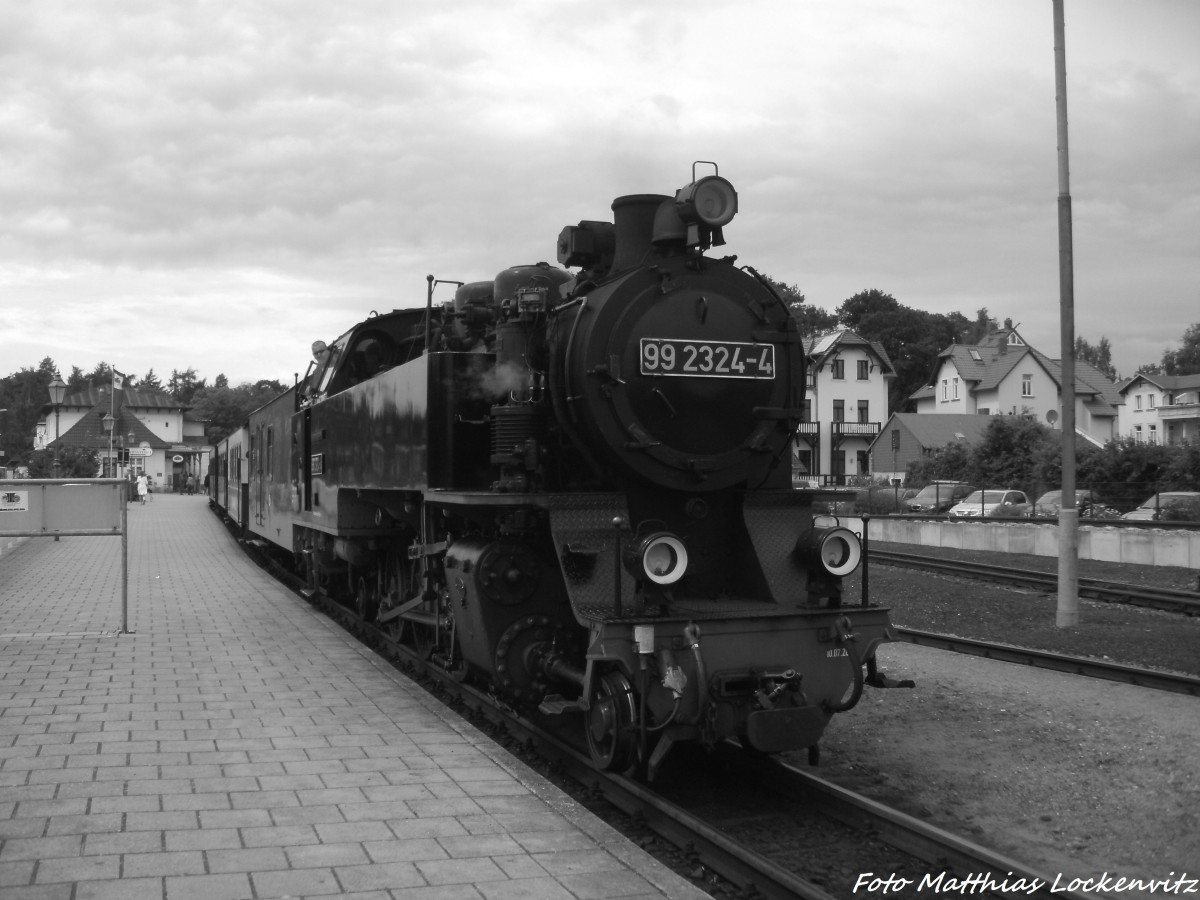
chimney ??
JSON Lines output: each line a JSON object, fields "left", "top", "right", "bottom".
{"left": 1004, "top": 318, "right": 1013, "bottom": 330}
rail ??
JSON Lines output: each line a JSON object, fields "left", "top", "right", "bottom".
{"left": 870, "top": 547, "right": 1200, "bottom": 615}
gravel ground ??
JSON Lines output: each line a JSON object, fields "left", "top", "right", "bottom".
{"left": 856, "top": 542, "right": 1200, "bottom": 676}
{"left": 798, "top": 545, "right": 1200, "bottom": 899}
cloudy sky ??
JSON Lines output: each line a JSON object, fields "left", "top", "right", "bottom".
{"left": 4, "top": 0, "right": 1198, "bottom": 389}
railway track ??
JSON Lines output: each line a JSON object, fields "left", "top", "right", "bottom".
{"left": 870, "top": 547, "right": 1200, "bottom": 615}
{"left": 896, "top": 627, "right": 1200, "bottom": 696}
{"left": 231, "top": 526, "right": 1097, "bottom": 900}
{"left": 325, "top": 590, "right": 1093, "bottom": 900}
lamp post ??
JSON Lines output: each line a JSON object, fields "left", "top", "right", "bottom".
{"left": 48, "top": 377, "right": 66, "bottom": 477}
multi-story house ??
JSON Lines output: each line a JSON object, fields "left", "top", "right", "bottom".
{"left": 38, "top": 384, "right": 211, "bottom": 491}
{"left": 908, "top": 319, "right": 1121, "bottom": 446}
{"left": 1117, "top": 373, "right": 1200, "bottom": 445}
{"left": 794, "top": 330, "right": 895, "bottom": 484}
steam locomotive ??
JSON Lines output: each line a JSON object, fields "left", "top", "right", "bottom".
{"left": 212, "top": 163, "right": 898, "bottom": 778}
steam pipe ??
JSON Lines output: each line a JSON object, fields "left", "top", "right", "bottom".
{"left": 822, "top": 616, "right": 865, "bottom": 713}
{"left": 680, "top": 622, "right": 710, "bottom": 724}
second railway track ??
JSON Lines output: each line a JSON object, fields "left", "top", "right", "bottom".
{"left": 870, "top": 547, "right": 1200, "bottom": 615}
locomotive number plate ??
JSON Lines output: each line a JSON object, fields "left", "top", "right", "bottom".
{"left": 640, "top": 338, "right": 775, "bottom": 379}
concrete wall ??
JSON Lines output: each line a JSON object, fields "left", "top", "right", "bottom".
{"left": 868, "top": 517, "right": 1200, "bottom": 569}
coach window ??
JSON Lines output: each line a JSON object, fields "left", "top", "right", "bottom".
{"left": 266, "top": 427, "right": 274, "bottom": 479}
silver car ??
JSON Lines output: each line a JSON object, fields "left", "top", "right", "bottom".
{"left": 1121, "top": 492, "right": 1200, "bottom": 522}
{"left": 948, "top": 489, "right": 1029, "bottom": 518}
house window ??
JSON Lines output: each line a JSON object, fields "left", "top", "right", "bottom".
{"left": 857, "top": 360, "right": 869, "bottom": 380}
{"left": 1148, "top": 395, "right": 1156, "bottom": 409}
{"left": 952, "top": 377, "right": 959, "bottom": 400}
{"left": 941, "top": 379, "right": 948, "bottom": 401}
{"left": 1134, "top": 425, "right": 1143, "bottom": 442}
{"left": 833, "top": 400, "right": 845, "bottom": 422}
{"left": 1149, "top": 424, "right": 1157, "bottom": 443}
{"left": 832, "top": 359, "right": 845, "bottom": 380}
{"left": 1021, "top": 374, "right": 1033, "bottom": 397}
{"left": 857, "top": 450, "right": 869, "bottom": 474}
{"left": 802, "top": 399, "right": 812, "bottom": 422}
{"left": 1135, "top": 395, "right": 1143, "bottom": 410}
{"left": 858, "top": 401, "right": 869, "bottom": 424}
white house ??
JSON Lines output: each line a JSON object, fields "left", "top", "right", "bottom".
{"left": 909, "top": 320, "right": 1121, "bottom": 447}
{"left": 1117, "top": 373, "right": 1200, "bottom": 445}
{"left": 40, "top": 385, "right": 211, "bottom": 490}
{"left": 795, "top": 330, "right": 895, "bottom": 484}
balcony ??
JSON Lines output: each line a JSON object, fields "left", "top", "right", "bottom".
{"left": 1156, "top": 402, "right": 1200, "bottom": 422}
{"left": 831, "top": 421, "right": 881, "bottom": 438}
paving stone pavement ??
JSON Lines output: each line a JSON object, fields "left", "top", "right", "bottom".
{"left": 0, "top": 493, "right": 711, "bottom": 900}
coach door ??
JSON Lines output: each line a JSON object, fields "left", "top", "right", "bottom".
{"left": 294, "top": 410, "right": 312, "bottom": 512}
{"left": 252, "top": 425, "right": 264, "bottom": 525}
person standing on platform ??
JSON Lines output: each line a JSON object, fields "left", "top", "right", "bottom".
{"left": 136, "top": 472, "right": 148, "bottom": 505}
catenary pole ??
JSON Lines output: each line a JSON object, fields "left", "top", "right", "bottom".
{"left": 1053, "top": 0, "right": 1079, "bottom": 626}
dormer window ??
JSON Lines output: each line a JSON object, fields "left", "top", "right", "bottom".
{"left": 969, "top": 349, "right": 982, "bottom": 362}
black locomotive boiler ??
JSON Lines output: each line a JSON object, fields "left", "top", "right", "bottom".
{"left": 215, "top": 163, "right": 899, "bottom": 777}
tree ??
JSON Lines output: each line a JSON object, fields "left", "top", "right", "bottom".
{"left": 835, "top": 290, "right": 969, "bottom": 413}
{"left": 962, "top": 308, "right": 999, "bottom": 345}
{"left": 168, "top": 368, "right": 206, "bottom": 404}
{"left": 189, "top": 379, "right": 288, "bottom": 445}
{"left": 1161, "top": 322, "right": 1200, "bottom": 375}
{"left": 969, "top": 415, "right": 1058, "bottom": 496}
{"left": 756, "top": 274, "right": 838, "bottom": 336}
{"left": 1074, "top": 336, "right": 1117, "bottom": 381}
{"left": 140, "top": 369, "right": 163, "bottom": 391}
{"left": 25, "top": 445, "right": 99, "bottom": 478}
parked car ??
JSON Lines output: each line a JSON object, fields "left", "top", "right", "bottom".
{"left": 906, "top": 481, "right": 975, "bottom": 515}
{"left": 948, "top": 489, "right": 1029, "bottom": 518}
{"left": 1120, "top": 492, "right": 1200, "bottom": 522}
{"left": 1031, "top": 490, "right": 1119, "bottom": 519}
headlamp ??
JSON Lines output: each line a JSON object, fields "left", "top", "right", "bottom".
{"left": 675, "top": 175, "right": 738, "bottom": 228}
{"left": 624, "top": 532, "right": 689, "bottom": 585}
{"left": 794, "top": 525, "right": 862, "bottom": 577}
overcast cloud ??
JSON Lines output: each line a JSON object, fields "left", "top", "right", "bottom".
{"left": 3, "top": 0, "right": 1198, "bottom": 387}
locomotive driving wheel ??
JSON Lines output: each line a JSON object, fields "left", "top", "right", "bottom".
{"left": 586, "top": 670, "right": 638, "bottom": 772}
{"left": 355, "top": 574, "right": 379, "bottom": 622}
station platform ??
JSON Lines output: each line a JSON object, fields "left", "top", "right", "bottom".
{"left": 0, "top": 493, "right": 710, "bottom": 900}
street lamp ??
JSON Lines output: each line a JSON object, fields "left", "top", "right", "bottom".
{"left": 48, "top": 377, "right": 66, "bottom": 476}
